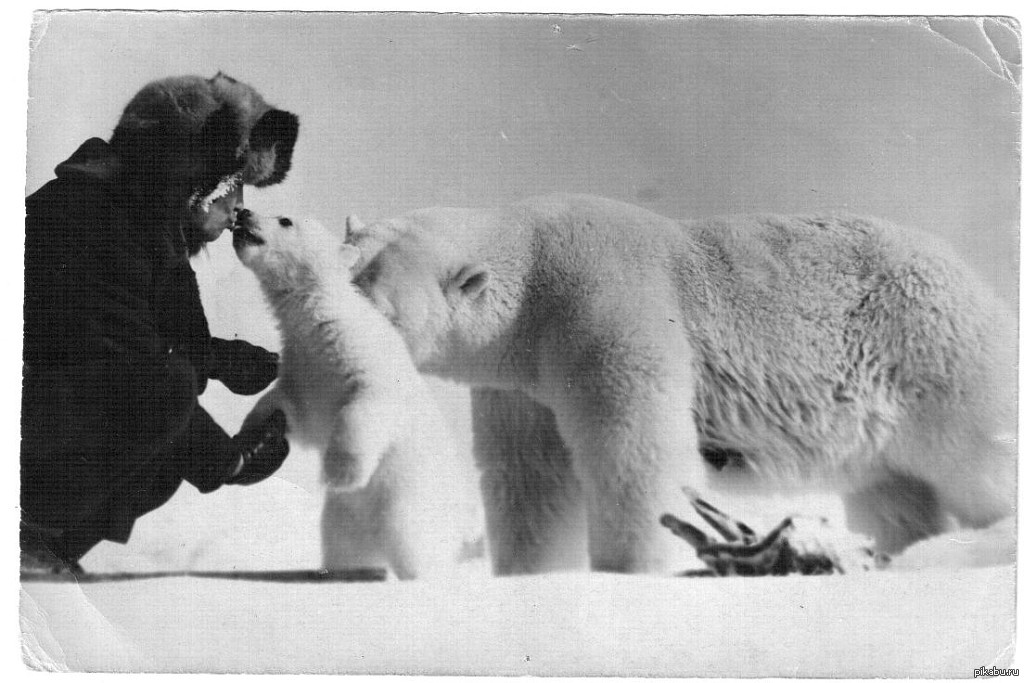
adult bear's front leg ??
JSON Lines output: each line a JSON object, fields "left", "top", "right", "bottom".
{"left": 544, "top": 325, "right": 706, "bottom": 574}
{"left": 471, "top": 387, "right": 589, "bottom": 575}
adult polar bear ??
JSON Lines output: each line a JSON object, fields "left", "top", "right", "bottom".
{"left": 346, "top": 193, "right": 1016, "bottom": 575}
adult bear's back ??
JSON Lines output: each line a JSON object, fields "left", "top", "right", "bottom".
{"left": 675, "top": 212, "right": 1008, "bottom": 481}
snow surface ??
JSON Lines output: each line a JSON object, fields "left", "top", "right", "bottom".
{"left": 20, "top": 565, "right": 1017, "bottom": 676}
{"left": 20, "top": 420, "right": 1019, "bottom": 676}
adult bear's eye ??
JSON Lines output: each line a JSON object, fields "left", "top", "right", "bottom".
{"left": 279, "top": 217, "right": 293, "bottom": 227}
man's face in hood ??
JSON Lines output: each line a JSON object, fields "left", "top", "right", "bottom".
{"left": 109, "top": 73, "right": 299, "bottom": 252}
{"left": 190, "top": 182, "right": 243, "bottom": 244}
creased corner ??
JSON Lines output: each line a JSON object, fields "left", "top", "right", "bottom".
{"left": 19, "top": 589, "right": 69, "bottom": 672}
{"left": 923, "top": 17, "right": 1021, "bottom": 88}
{"left": 29, "top": 11, "right": 52, "bottom": 54}
{"left": 20, "top": 582, "right": 149, "bottom": 672}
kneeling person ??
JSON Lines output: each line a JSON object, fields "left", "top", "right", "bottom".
{"left": 21, "top": 73, "right": 298, "bottom": 574}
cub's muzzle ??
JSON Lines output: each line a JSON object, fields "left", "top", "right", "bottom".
{"left": 233, "top": 208, "right": 255, "bottom": 229}
{"left": 232, "top": 209, "right": 264, "bottom": 246}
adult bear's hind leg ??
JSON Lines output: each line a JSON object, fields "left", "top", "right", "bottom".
{"left": 842, "top": 473, "right": 944, "bottom": 555}
{"left": 471, "top": 387, "right": 589, "bottom": 575}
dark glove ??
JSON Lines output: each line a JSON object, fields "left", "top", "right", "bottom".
{"left": 179, "top": 406, "right": 236, "bottom": 494}
{"left": 224, "top": 410, "right": 290, "bottom": 486}
{"left": 208, "top": 337, "right": 279, "bottom": 395}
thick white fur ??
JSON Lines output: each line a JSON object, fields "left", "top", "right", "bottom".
{"left": 237, "top": 215, "right": 472, "bottom": 579}
{"left": 347, "top": 193, "right": 1017, "bottom": 575}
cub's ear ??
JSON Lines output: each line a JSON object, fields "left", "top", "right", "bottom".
{"left": 345, "top": 214, "right": 367, "bottom": 239}
{"left": 447, "top": 264, "right": 491, "bottom": 300}
{"left": 338, "top": 243, "right": 361, "bottom": 269}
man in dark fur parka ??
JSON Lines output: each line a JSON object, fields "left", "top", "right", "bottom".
{"left": 22, "top": 73, "right": 300, "bottom": 574}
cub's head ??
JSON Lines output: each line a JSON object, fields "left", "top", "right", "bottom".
{"left": 233, "top": 210, "right": 359, "bottom": 292}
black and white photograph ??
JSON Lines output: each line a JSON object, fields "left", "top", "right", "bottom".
{"left": 13, "top": 7, "right": 1021, "bottom": 676}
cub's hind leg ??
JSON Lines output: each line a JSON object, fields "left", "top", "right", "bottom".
{"left": 379, "top": 495, "right": 462, "bottom": 581}
{"left": 321, "top": 489, "right": 388, "bottom": 571}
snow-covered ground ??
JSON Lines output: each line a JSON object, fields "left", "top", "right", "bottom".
{"left": 20, "top": 563, "right": 1017, "bottom": 676}
{"left": 20, "top": 407, "right": 1019, "bottom": 675}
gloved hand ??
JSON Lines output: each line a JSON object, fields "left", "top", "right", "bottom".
{"left": 224, "top": 410, "right": 290, "bottom": 486}
{"left": 208, "top": 337, "right": 279, "bottom": 395}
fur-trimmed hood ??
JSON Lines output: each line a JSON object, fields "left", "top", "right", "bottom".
{"left": 108, "top": 72, "right": 299, "bottom": 212}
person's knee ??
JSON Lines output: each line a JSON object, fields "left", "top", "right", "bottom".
{"left": 130, "top": 353, "right": 199, "bottom": 446}
{"left": 21, "top": 353, "right": 201, "bottom": 469}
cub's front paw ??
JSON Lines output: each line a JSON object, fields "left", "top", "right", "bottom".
{"left": 660, "top": 488, "right": 889, "bottom": 576}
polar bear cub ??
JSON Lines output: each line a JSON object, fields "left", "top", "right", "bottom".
{"left": 233, "top": 210, "right": 473, "bottom": 579}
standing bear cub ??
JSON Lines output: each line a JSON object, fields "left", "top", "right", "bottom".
{"left": 234, "top": 210, "right": 473, "bottom": 579}
{"left": 345, "top": 193, "right": 1016, "bottom": 575}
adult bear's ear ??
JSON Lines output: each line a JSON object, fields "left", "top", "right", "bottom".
{"left": 345, "top": 214, "right": 367, "bottom": 239}
{"left": 448, "top": 264, "right": 491, "bottom": 300}
{"left": 338, "top": 243, "right": 361, "bottom": 269}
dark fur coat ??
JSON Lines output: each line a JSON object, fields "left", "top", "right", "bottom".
{"left": 24, "top": 72, "right": 298, "bottom": 388}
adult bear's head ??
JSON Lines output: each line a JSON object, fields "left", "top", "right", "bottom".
{"left": 109, "top": 72, "right": 299, "bottom": 253}
{"left": 346, "top": 208, "right": 520, "bottom": 377}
